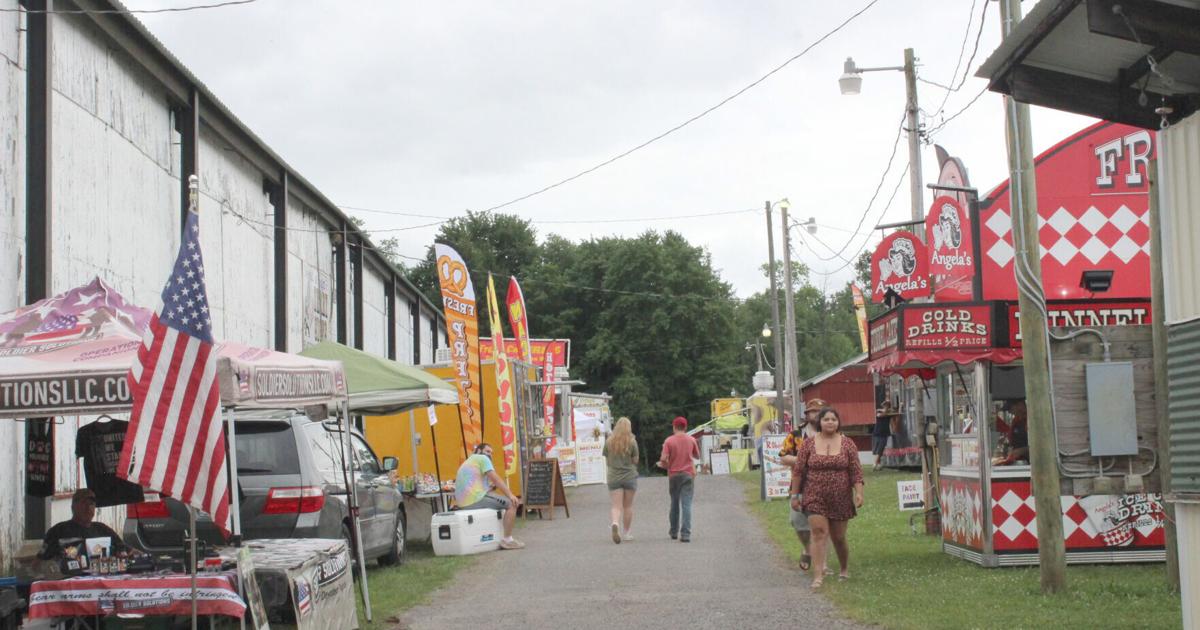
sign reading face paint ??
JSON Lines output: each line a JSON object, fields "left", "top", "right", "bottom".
{"left": 871, "top": 232, "right": 930, "bottom": 302}
{"left": 926, "top": 196, "right": 976, "bottom": 301}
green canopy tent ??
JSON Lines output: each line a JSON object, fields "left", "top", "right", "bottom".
{"left": 299, "top": 341, "right": 458, "bottom": 415}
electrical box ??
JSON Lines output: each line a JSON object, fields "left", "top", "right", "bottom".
{"left": 1085, "top": 362, "right": 1137, "bottom": 456}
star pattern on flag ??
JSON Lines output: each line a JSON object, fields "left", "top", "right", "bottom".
{"left": 160, "top": 212, "right": 214, "bottom": 342}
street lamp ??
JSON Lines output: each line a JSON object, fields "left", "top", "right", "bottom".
{"left": 761, "top": 322, "right": 772, "bottom": 338}
{"left": 839, "top": 49, "right": 926, "bottom": 236}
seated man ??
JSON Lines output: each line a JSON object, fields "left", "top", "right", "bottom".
{"left": 454, "top": 443, "right": 524, "bottom": 550}
{"left": 39, "top": 488, "right": 129, "bottom": 560}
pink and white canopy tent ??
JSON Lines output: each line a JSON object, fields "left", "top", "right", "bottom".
{"left": 0, "top": 277, "right": 348, "bottom": 418}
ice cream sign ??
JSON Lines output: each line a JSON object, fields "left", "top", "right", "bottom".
{"left": 870, "top": 231, "right": 930, "bottom": 303}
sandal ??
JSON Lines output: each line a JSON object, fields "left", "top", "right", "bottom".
{"left": 799, "top": 554, "right": 811, "bottom": 571}
{"left": 810, "top": 576, "right": 825, "bottom": 590}
{"left": 838, "top": 573, "right": 850, "bottom": 581}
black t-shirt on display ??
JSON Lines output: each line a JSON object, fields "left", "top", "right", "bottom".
{"left": 76, "top": 420, "right": 145, "bottom": 508}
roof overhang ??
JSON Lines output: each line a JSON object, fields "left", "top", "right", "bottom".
{"left": 977, "top": 0, "right": 1200, "bottom": 129}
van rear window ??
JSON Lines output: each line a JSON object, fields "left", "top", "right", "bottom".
{"left": 235, "top": 422, "right": 299, "bottom": 475}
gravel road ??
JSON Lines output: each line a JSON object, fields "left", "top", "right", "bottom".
{"left": 397, "top": 474, "right": 869, "bottom": 629}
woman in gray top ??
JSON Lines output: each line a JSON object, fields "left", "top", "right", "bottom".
{"left": 603, "top": 417, "right": 640, "bottom": 544}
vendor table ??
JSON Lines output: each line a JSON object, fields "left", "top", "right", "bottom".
{"left": 215, "top": 538, "right": 358, "bottom": 630}
{"left": 27, "top": 571, "right": 245, "bottom": 620}
{"left": 413, "top": 490, "right": 454, "bottom": 513}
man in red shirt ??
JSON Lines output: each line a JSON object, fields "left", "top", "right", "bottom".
{"left": 657, "top": 416, "right": 700, "bottom": 542}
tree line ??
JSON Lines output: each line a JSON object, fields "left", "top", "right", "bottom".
{"left": 406, "top": 211, "right": 868, "bottom": 471}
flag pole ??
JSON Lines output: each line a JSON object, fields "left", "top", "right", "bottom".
{"left": 189, "top": 505, "right": 198, "bottom": 630}
{"left": 340, "top": 399, "right": 372, "bottom": 621}
{"left": 224, "top": 405, "right": 246, "bottom": 630}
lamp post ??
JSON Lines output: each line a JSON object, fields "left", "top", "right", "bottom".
{"left": 765, "top": 203, "right": 786, "bottom": 424}
{"left": 840, "top": 48, "right": 925, "bottom": 238}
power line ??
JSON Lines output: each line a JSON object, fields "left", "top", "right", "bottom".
{"left": 925, "top": 84, "right": 989, "bottom": 138}
{"left": 338, "top": 205, "right": 761, "bottom": 226}
{"left": 3, "top": 0, "right": 259, "bottom": 13}
{"left": 480, "top": 0, "right": 883, "bottom": 214}
{"left": 925, "top": 0, "right": 990, "bottom": 127}
{"left": 808, "top": 163, "right": 909, "bottom": 279}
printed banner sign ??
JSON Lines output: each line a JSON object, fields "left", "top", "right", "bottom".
{"left": 940, "top": 477, "right": 984, "bottom": 550}
{"left": 897, "top": 479, "right": 925, "bottom": 511}
{"left": 927, "top": 195, "right": 976, "bottom": 301}
{"left": 542, "top": 349, "right": 556, "bottom": 445}
{"left": 480, "top": 338, "right": 570, "bottom": 368}
{"left": 486, "top": 275, "right": 520, "bottom": 477}
{"left": 868, "top": 312, "right": 900, "bottom": 360}
{"left": 901, "top": 305, "right": 993, "bottom": 349}
{"left": 287, "top": 544, "right": 357, "bottom": 630}
{"left": 434, "top": 243, "right": 483, "bottom": 447}
{"left": 851, "top": 284, "right": 869, "bottom": 352}
{"left": 1007, "top": 301, "right": 1150, "bottom": 346}
{"left": 761, "top": 434, "right": 791, "bottom": 499}
{"left": 505, "top": 278, "right": 534, "bottom": 365}
{"left": 871, "top": 232, "right": 930, "bottom": 302}
{"left": 979, "top": 122, "right": 1153, "bottom": 300}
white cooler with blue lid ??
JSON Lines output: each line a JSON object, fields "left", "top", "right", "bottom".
{"left": 431, "top": 509, "right": 504, "bottom": 556}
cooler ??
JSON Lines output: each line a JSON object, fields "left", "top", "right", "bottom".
{"left": 431, "top": 509, "right": 504, "bottom": 556}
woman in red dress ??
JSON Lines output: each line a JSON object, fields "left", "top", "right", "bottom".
{"left": 789, "top": 408, "right": 864, "bottom": 589}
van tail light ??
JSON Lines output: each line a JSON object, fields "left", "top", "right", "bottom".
{"left": 127, "top": 498, "right": 170, "bottom": 519}
{"left": 263, "top": 487, "right": 325, "bottom": 514}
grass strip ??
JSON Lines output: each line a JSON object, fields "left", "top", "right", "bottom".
{"left": 734, "top": 469, "right": 1182, "bottom": 630}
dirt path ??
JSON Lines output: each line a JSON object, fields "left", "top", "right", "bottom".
{"left": 397, "top": 474, "right": 868, "bottom": 629}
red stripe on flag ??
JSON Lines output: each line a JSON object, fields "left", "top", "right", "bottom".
{"left": 119, "top": 316, "right": 168, "bottom": 477}
{"left": 181, "top": 379, "right": 222, "bottom": 506}
{"left": 159, "top": 342, "right": 212, "bottom": 496}
{"left": 138, "top": 333, "right": 189, "bottom": 488}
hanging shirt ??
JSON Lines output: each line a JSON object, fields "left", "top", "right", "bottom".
{"left": 76, "top": 420, "right": 145, "bottom": 508}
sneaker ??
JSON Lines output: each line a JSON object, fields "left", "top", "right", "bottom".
{"left": 622, "top": 530, "right": 634, "bottom": 541}
{"left": 499, "top": 538, "right": 525, "bottom": 550}
{"left": 669, "top": 531, "right": 678, "bottom": 540}
{"left": 680, "top": 536, "right": 690, "bottom": 543}
{"left": 611, "top": 523, "right": 621, "bottom": 545}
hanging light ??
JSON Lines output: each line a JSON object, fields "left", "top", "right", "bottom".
{"left": 839, "top": 57, "right": 863, "bottom": 95}
{"left": 761, "top": 323, "right": 772, "bottom": 338}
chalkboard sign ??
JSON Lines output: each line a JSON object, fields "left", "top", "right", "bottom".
{"left": 524, "top": 458, "right": 569, "bottom": 519}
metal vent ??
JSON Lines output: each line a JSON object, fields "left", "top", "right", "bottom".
{"left": 434, "top": 347, "right": 452, "bottom": 365}
{"left": 1167, "top": 318, "right": 1200, "bottom": 495}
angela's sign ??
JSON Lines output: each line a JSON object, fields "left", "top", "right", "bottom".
{"left": 871, "top": 232, "right": 930, "bottom": 303}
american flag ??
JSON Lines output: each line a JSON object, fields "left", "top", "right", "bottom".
{"left": 118, "top": 198, "right": 231, "bottom": 536}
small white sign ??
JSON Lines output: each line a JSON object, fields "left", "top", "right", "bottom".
{"left": 897, "top": 480, "right": 925, "bottom": 511}
{"left": 710, "top": 450, "right": 730, "bottom": 475}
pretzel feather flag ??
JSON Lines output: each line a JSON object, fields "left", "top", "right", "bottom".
{"left": 433, "top": 243, "right": 483, "bottom": 447}
{"left": 120, "top": 177, "right": 231, "bottom": 536}
{"left": 487, "top": 274, "right": 520, "bottom": 476}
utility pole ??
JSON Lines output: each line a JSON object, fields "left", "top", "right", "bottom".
{"left": 1148, "top": 161, "right": 1181, "bottom": 590}
{"left": 765, "top": 202, "right": 786, "bottom": 424}
{"left": 903, "top": 47, "right": 925, "bottom": 234}
{"left": 998, "top": 0, "right": 1066, "bottom": 594}
{"left": 781, "top": 203, "right": 801, "bottom": 423}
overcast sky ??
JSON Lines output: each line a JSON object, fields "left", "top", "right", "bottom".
{"left": 139, "top": 0, "right": 1094, "bottom": 298}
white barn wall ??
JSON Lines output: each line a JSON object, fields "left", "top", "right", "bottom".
{"left": 197, "top": 128, "right": 272, "bottom": 347}
{"left": 394, "top": 295, "right": 413, "bottom": 365}
{"left": 286, "top": 195, "right": 336, "bottom": 351}
{"left": 1, "top": 1, "right": 24, "bottom": 312}
{"left": 362, "top": 266, "right": 387, "bottom": 357}
{"left": 49, "top": 12, "right": 177, "bottom": 305}
{"left": 420, "top": 312, "right": 435, "bottom": 364}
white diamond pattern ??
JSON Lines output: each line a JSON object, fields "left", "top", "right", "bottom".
{"left": 1079, "top": 206, "right": 1107, "bottom": 234}
{"left": 1111, "top": 235, "right": 1140, "bottom": 263}
{"left": 1047, "top": 207, "right": 1076, "bottom": 235}
{"left": 997, "top": 515, "right": 1027, "bottom": 541}
{"left": 987, "top": 240, "right": 1015, "bottom": 267}
{"left": 1111, "top": 205, "right": 1138, "bottom": 232}
{"left": 986, "top": 210, "right": 1012, "bottom": 237}
{"left": 996, "top": 490, "right": 1024, "bottom": 514}
{"left": 1049, "top": 238, "right": 1080, "bottom": 265}
{"left": 1079, "top": 237, "right": 1109, "bottom": 264}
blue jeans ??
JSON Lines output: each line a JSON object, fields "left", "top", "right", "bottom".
{"left": 668, "top": 473, "right": 694, "bottom": 538}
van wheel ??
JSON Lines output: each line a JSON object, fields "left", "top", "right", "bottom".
{"left": 379, "top": 511, "right": 406, "bottom": 566}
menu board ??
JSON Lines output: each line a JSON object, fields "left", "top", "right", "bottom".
{"left": 524, "top": 458, "right": 569, "bottom": 519}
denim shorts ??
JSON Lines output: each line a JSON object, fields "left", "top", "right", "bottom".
{"left": 607, "top": 477, "right": 638, "bottom": 492}
{"left": 459, "top": 493, "right": 510, "bottom": 511}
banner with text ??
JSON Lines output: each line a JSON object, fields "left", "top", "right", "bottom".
{"left": 926, "top": 195, "right": 976, "bottom": 302}
{"left": 505, "top": 277, "right": 534, "bottom": 365}
{"left": 486, "top": 275, "right": 520, "bottom": 477}
{"left": 871, "top": 232, "right": 930, "bottom": 302}
{"left": 434, "top": 243, "right": 483, "bottom": 448}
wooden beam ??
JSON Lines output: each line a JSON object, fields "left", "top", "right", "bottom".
{"left": 1007, "top": 64, "right": 1181, "bottom": 129}
{"left": 268, "top": 173, "right": 289, "bottom": 352}
{"left": 1087, "top": 0, "right": 1200, "bottom": 57}
{"left": 176, "top": 89, "right": 200, "bottom": 232}
{"left": 386, "top": 276, "right": 397, "bottom": 361}
{"left": 24, "top": 0, "right": 52, "bottom": 305}
{"left": 352, "top": 239, "right": 364, "bottom": 350}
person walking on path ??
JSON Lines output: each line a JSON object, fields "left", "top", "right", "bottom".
{"left": 790, "top": 408, "right": 864, "bottom": 589}
{"left": 777, "top": 398, "right": 826, "bottom": 571}
{"left": 656, "top": 416, "right": 700, "bottom": 542}
{"left": 872, "top": 401, "right": 899, "bottom": 470}
{"left": 603, "top": 417, "right": 640, "bottom": 544}
{"left": 454, "top": 443, "right": 525, "bottom": 550}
